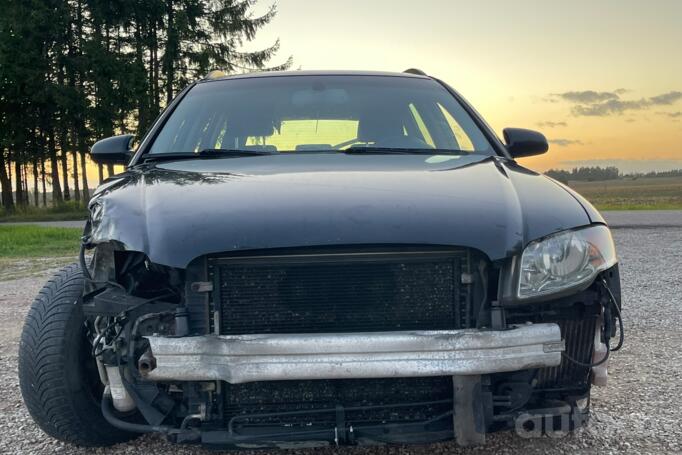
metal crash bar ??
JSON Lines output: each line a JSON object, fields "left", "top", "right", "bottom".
{"left": 144, "top": 323, "right": 564, "bottom": 384}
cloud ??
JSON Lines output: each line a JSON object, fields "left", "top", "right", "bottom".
{"left": 649, "top": 91, "right": 682, "bottom": 105}
{"left": 571, "top": 98, "right": 648, "bottom": 116}
{"left": 657, "top": 111, "right": 682, "bottom": 118}
{"left": 549, "top": 89, "right": 682, "bottom": 117}
{"left": 549, "top": 138, "right": 583, "bottom": 147}
{"left": 537, "top": 121, "right": 567, "bottom": 128}
{"left": 552, "top": 90, "right": 619, "bottom": 103}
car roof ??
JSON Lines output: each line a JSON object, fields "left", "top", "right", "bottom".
{"left": 199, "top": 70, "right": 431, "bottom": 83}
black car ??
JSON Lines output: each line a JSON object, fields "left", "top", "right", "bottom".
{"left": 18, "top": 70, "right": 622, "bottom": 449}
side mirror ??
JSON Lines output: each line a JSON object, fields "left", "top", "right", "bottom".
{"left": 503, "top": 128, "right": 548, "bottom": 158}
{"left": 90, "top": 134, "right": 135, "bottom": 165}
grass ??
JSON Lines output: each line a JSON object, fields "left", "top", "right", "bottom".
{"left": 0, "top": 200, "right": 88, "bottom": 223}
{"left": 0, "top": 225, "right": 82, "bottom": 258}
{"left": 568, "top": 176, "right": 682, "bottom": 211}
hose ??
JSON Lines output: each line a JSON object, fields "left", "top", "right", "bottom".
{"left": 101, "top": 388, "right": 172, "bottom": 434}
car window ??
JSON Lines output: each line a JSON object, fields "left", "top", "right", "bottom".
{"left": 437, "top": 103, "right": 476, "bottom": 151}
{"left": 408, "top": 104, "right": 436, "bottom": 148}
{"left": 242, "top": 119, "right": 358, "bottom": 151}
{"left": 149, "top": 75, "right": 494, "bottom": 155}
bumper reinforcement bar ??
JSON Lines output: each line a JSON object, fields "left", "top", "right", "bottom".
{"left": 144, "top": 323, "right": 564, "bottom": 384}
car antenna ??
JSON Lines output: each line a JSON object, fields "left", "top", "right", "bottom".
{"left": 203, "top": 70, "right": 227, "bottom": 80}
{"left": 403, "top": 68, "right": 428, "bottom": 76}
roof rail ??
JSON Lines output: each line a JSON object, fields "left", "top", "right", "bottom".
{"left": 204, "top": 70, "right": 227, "bottom": 80}
{"left": 403, "top": 68, "right": 427, "bottom": 76}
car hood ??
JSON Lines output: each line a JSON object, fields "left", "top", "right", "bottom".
{"left": 88, "top": 154, "right": 593, "bottom": 268}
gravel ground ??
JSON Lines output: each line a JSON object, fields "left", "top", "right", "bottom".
{"left": 602, "top": 210, "right": 682, "bottom": 229}
{"left": 1, "top": 222, "right": 681, "bottom": 454}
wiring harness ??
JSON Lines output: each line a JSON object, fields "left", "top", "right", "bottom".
{"left": 561, "top": 276, "right": 624, "bottom": 368}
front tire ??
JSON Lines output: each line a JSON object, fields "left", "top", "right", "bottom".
{"left": 18, "top": 263, "right": 137, "bottom": 446}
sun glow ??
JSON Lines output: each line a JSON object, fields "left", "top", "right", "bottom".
{"left": 244, "top": 0, "right": 682, "bottom": 172}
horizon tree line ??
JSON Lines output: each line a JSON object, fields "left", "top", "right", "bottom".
{"left": 0, "top": 0, "right": 291, "bottom": 212}
{"left": 544, "top": 166, "right": 682, "bottom": 184}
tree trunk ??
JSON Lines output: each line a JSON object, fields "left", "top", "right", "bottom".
{"left": 134, "top": 22, "right": 149, "bottom": 133}
{"left": 75, "top": 0, "right": 89, "bottom": 203}
{"left": 48, "top": 129, "right": 63, "bottom": 204}
{"left": 151, "top": 22, "right": 160, "bottom": 113}
{"left": 40, "top": 158, "right": 47, "bottom": 207}
{"left": 59, "top": 132, "right": 71, "bottom": 201}
{"left": 56, "top": 65, "right": 71, "bottom": 202}
{"left": 7, "top": 152, "right": 12, "bottom": 189}
{"left": 78, "top": 135, "right": 90, "bottom": 202}
{"left": 15, "top": 160, "right": 24, "bottom": 208}
{"left": 32, "top": 160, "right": 39, "bottom": 206}
{"left": 0, "top": 152, "right": 14, "bottom": 212}
{"left": 23, "top": 165, "right": 30, "bottom": 206}
{"left": 72, "top": 149, "right": 81, "bottom": 204}
{"left": 165, "top": 0, "right": 175, "bottom": 104}
{"left": 66, "top": 13, "right": 79, "bottom": 207}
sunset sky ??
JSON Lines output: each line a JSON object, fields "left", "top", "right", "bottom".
{"left": 247, "top": 0, "right": 682, "bottom": 172}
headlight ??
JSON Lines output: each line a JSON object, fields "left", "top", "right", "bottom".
{"left": 518, "top": 225, "right": 616, "bottom": 299}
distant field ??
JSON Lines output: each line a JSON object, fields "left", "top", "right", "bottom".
{"left": 568, "top": 176, "right": 682, "bottom": 210}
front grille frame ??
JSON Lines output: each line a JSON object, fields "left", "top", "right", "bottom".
{"left": 207, "top": 246, "right": 476, "bottom": 335}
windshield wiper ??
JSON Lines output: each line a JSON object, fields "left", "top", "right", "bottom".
{"left": 142, "top": 148, "right": 277, "bottom": 162}
{"left": 198, "top": 148, "right": 277, "bottom": 156}
{"left": 343, "top": 146, "right": 468, "bottom": 155}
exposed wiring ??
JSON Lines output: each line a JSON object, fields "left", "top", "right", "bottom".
{"left": 92, "top": 318, "right": 124, "bottom": 357}
{"left": 562, "top": 339, "right": 611, "bottom": 368}
{"left": 91, "top": 292, "right": 175, "bottom": 357}
{"left": 561, "top": 275, "right": 624, "bottom": 368}
{"left": 601, "top": 277, "right": 624, "bottom": 352}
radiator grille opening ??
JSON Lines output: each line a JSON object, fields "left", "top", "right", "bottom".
{"left": 209, "top": 249, "right": 473, "bottom": 335}
{"left": 223, "top": 377, "right": 453, "bottom": 428}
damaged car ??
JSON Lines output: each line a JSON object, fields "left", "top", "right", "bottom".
{"left": 18, "top": 69, "right": 623, "bottom": 449}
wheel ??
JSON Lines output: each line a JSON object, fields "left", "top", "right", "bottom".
{"left": 18, "top": 263, "right": 137, "bottom": 446}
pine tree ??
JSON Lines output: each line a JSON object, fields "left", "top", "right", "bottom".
{"left": 161, "top": 0, "right": 292, "bottom": 103}
{"left": 0, "top": 0, "right": 289, "bottom": 212}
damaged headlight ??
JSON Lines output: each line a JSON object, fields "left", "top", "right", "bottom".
{"left": 518, "top": 225, "right": 616, "bottom": 299}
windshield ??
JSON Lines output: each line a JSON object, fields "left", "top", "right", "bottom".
{"left": 148, "top": 75, "right": 494, "bottom": 156}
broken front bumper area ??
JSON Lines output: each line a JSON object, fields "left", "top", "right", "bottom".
{"left": 144, "top": 323, "right": 565, "bottom": 383}
{"left": 137, "top": 323, "right": 573, "bottom": 448}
